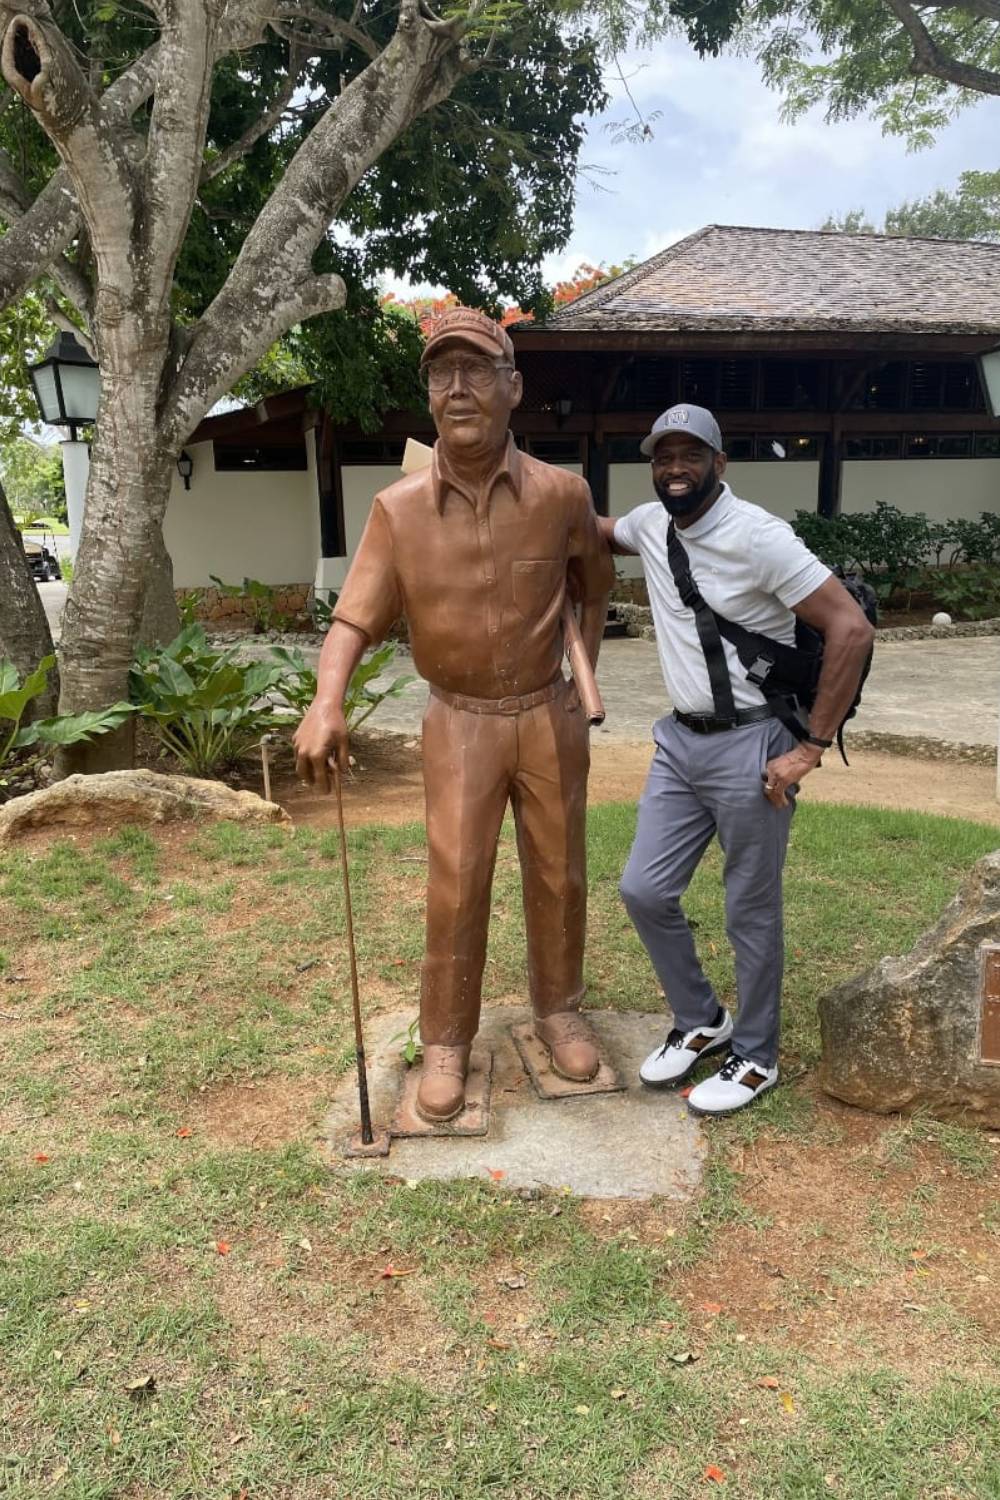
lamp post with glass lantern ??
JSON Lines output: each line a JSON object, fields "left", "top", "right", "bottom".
{"left": 27, "top": 332, "right": 100, "bottom": 562}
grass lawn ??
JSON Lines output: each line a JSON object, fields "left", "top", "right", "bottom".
{"left": 0, "top": 802, "right": 998, "bottom": 1499}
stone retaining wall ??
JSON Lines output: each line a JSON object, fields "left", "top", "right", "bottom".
{"left": 175, "top": 583, "right": 312, "bottom": 624}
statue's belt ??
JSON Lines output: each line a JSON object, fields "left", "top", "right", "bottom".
{"left": 430, "top": 677, "right": 565, "bottom": 716}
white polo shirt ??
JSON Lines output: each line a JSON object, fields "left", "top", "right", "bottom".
{"left": 613, "top": 484, "right": 831, "bottom": 715}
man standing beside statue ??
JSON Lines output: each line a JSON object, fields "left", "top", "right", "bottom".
{"left": 295, "top": 308, "right": 614, "bottom": 1123}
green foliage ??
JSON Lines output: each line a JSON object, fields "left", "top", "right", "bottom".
{"left": 0, "top": 436, "right": 66, "bottom": 520}
{"left": 268, "top": 641, "right": 415, "bottom": 732}
{"left": 130, "top": 628, "right": 415, "bottom": 778}
{"left": 208, "top": 575, "right": 294, "bottom": 635}
{"left": 129, "top": 626, "right": 288, "bottom": 778}
{"left": 0, "top": 294, "right": 58, "bottom": 443}
{"left": 793, "top": 507, "right": 1000, "bottom": 617}
{"left": 930, "top": 564, "right": 1000, "bottom": 622}
{"left": 740, "top": 0, "right": 1000, "bottom": 146}
{"left": 0, "top": 656, "right": 132, "bottom": 796}
{"left": 822, "top": 169, "right": 1000, "bottom": 243}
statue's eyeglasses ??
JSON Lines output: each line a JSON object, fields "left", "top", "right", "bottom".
{"left": 421, "top": 356, "right": 513, "bottom": 391}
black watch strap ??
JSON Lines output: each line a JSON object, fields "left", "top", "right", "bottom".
{"left": 803, "top": 731, "right": 833, "bottom": 749}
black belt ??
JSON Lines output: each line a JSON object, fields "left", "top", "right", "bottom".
{"left": 674, "top": 705, "right": 774, "bottom": 734}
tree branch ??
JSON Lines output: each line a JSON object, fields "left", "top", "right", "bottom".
{"left": 0, "top": 38, "right": 158, "bottom": 310}
{"left": 163, "top": 3, "right": 471, "bottom": 443}
{"left": 916, "top": 0, "right": 1000, "bottom": 20}
{"left": 882, "top": 0, "right": 1000, "bottom": 94}
{"left": 271, "top": 2, "right": 379, "bottom": 59}
{"left": 200, "top": 40, "right": 306, "bottom": 182}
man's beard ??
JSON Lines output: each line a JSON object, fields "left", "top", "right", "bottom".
{"left": 653, "top": 466, "right": 718, "bottom": 517}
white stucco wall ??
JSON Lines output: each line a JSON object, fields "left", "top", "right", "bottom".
{"left": 164, "top": 438, "right": 320, "bottom": 588}
{"left": 842, "top": 460, "right": 1000, "bottom": 520}
{"left": 725, "top": 463, "right": 819, "bottom": 522}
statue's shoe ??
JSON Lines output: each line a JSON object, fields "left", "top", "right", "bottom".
{"left": 415, "top": 1043, "right": 470, "bottom": 1123}
{"left": 534, "top": 1011, "right": 600, "bottom": 1083}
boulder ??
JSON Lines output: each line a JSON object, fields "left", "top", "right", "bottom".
{"left": 0, "top": 770, "right": 289, "bottom": 844}
{"left": 819, "top": 848, "right": 1000, "bottom": 1127}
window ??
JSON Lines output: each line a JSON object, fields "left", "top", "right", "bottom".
{"left": 851, "top": 363, "right": 905, "bottom": 412}
{"left": 339, "top": 439, "right": 406, "bottom": 464}
{"left": 760, "top": 361, "right": 821, "bottom": 410}
{"left": 844, "top": 436, "right": 902, "bottom": 459}
{"left": 755, "top": 435, "right": 818, "bottom": 461}
{"left": 909, "top": 362, "right": 983, "bottom": 412}
{"left": 214, "top": 443, "right": 307, "bottom": 471}
{"left": 524, "top": 437, "right": 583, "bottom": 463}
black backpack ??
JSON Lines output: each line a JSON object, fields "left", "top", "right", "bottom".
{"left": 666, "top": 523, "right": 877, "bottom": 764}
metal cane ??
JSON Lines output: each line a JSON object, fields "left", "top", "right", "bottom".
{"left": 334, "top": 761, "right": 390, "bottom": 1157}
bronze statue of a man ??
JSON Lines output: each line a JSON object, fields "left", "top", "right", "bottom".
{"left": 294, "top": 307, "right": 613, "bottom": 1122}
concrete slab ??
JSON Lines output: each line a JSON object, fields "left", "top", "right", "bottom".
{"left": 325, "top": 1005, "right": 707, "bottom": 1200}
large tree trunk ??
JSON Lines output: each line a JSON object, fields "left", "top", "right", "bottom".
{"left": 55, "top": 329, "right": 176, "bottom": 775}
{"left": 0, "top": 478, "right": 58, "bottom": 717}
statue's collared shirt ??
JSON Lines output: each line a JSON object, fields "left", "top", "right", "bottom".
{"left": 334, "top": 436, "right": 613, "bottom": 699}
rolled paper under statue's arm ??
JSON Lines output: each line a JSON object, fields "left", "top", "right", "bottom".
{"left": 562, "top": 598, "right": 605, "bottom": 725}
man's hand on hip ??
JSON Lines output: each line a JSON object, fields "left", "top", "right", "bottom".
{"left": 762, "top": 742, "right": 823, "bottom": 809}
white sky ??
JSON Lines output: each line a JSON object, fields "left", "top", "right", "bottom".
{"left": 388, "top": 36, "right": 999, "bottom": 298}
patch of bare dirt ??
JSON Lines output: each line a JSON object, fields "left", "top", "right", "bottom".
{"left": 190, "top": 1074, "right": 329, "bottom": 1149}
{"left": 269, "top": 736, "right": 1000, "bottom": 833}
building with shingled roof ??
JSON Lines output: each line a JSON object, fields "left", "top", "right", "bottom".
{"left": 166, "top": 225, "right": 1000, "bottom": 598}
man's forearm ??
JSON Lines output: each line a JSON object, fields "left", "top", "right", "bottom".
{"left": 313, "top": 618, "right": 369, "bottom": 710}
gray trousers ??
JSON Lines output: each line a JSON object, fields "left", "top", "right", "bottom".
{"left": 619, "top": 714, "right": 796, "bottom": 1068}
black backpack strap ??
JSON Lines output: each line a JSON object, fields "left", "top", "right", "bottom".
{"left": 666, "top": 521, "right": 815, "bottom": 746}
{"left": 666, "top": 520, "right": 737, "bottom": 723}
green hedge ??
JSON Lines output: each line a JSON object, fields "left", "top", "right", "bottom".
{"left": 791, "top": 502, "right": 1000, "bottom": 617}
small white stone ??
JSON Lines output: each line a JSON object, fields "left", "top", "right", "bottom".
{"left": 931, "top": 611, "right": 952, "bottom": 626}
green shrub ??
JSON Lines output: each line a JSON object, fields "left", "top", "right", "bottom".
{"left": 929, "top": 564, "right": 1000, "bottom": 621}
{"left": 792, "top": 504, "right": 1000, "bottom": 608}
{"left": 269, "top": 640, "right": 415, "bottom": 731}
{"left": 129, "top": 626, "right": 287, "bottom": 777}
{"left": 1, "top": 656, "right": 132, "bottom": 800}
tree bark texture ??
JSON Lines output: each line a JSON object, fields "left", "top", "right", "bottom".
{"left": 0, "top": 478, "right": 58, "bottom": 718}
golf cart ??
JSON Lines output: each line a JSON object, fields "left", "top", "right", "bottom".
{"left": 15, "top": 517, "right": 67, "bottom": 582}
{"left": 23, "top": 535, "right": 62, "bottom": 582}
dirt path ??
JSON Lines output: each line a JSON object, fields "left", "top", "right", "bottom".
{"left": 275, "top": 735, "right": 1000, "bottom": 832}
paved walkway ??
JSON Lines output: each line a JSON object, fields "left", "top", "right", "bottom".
{"left": 35, "top": 581, "right": 1000, "bottom": 749}
{"left": 371, "top": 633, "right": 1000, "bottom": 751}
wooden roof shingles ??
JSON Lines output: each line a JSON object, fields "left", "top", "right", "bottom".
{"left": 538, "top": 225, "right": 1000, "bottom": 337}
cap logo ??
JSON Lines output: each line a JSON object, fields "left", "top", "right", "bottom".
{"left": 668, "top": 408, "right": 689, "bottom": 425}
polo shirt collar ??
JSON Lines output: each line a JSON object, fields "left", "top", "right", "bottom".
{"left": 674, "top": 481, "right": 734, "bottom": 541}
{"left": 431, "top": 433, "right": 522, "bottom": 513}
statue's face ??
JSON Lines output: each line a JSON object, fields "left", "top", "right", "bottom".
{"left": 426, "top": 341, "right": 523, "bottom": 459}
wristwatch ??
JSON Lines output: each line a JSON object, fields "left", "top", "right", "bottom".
{"left": 803, "top": 731, "right": 833, "bottom": 749}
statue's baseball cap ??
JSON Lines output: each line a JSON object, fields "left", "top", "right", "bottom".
{"left": 640, "top": 403, "right": 723, "bottom": 458}
{"left": 420, "top": 306, "right": 515, "bottom": 367}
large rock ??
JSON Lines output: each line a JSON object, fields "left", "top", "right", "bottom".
{"left": 0, "top": 769, "right": 289, "bottom": 843}
{"left": 820, "top": 849, "right": 1000, "bottom": 1127}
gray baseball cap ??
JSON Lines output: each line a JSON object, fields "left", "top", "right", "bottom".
{"left": 640, "top": 403, "right": 723, "bottom": 458}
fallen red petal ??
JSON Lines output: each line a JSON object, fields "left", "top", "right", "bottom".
{"left": 704, "top": 1464, "right": 726, "bottom": 1482}
{"left": 215, "top": 1240, "right": 231, "bottom": 1256}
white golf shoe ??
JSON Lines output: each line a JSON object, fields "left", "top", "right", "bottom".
{"left": 639, "top": 1009, "right": 733, "bottom": 1089}
{"left": 686, "top": 1053, "right": 778, "bottom": 1117}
